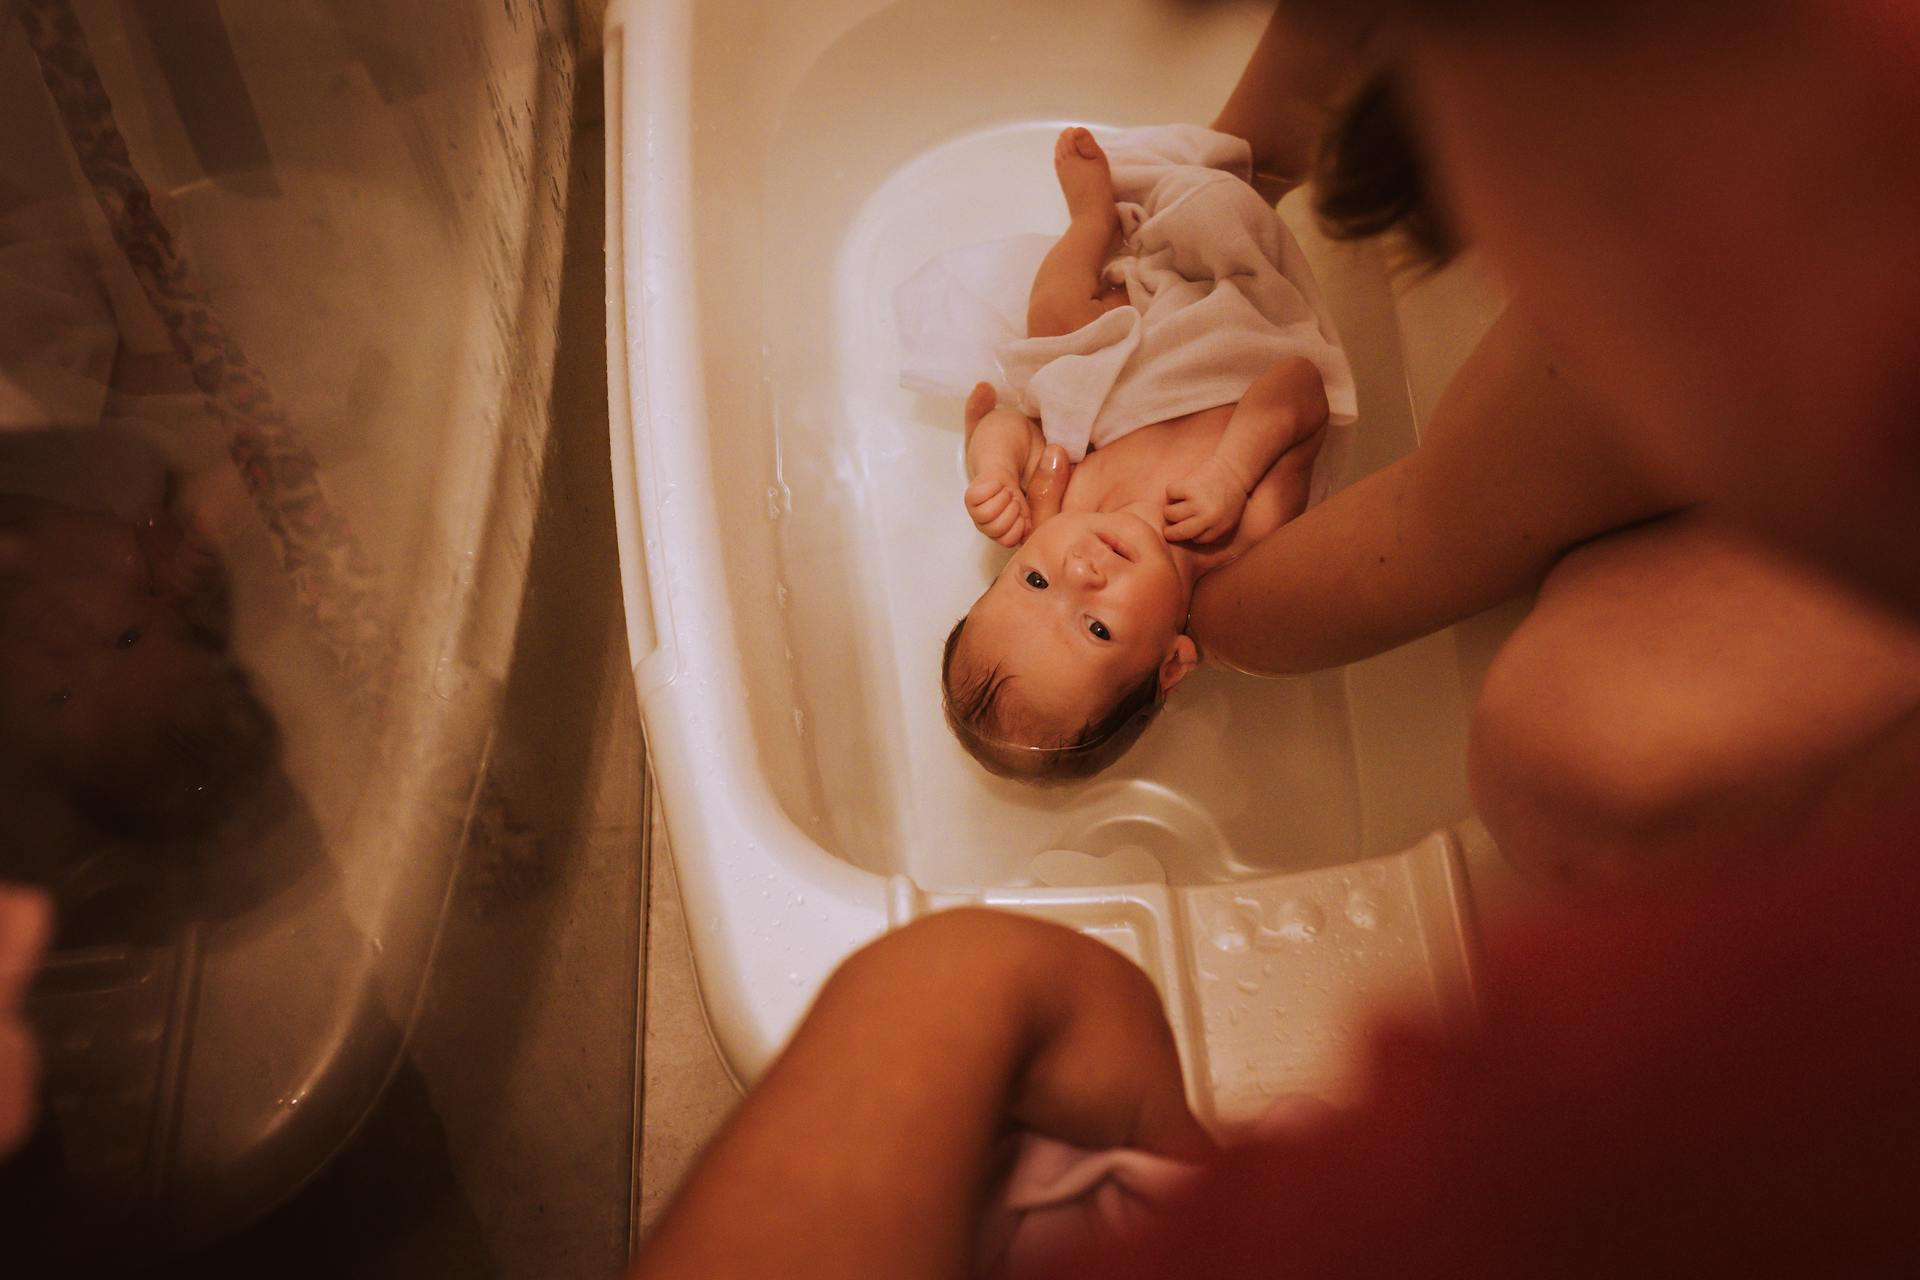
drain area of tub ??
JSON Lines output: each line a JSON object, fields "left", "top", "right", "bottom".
{"left": 972, "top": 830, "right": 1477, "bottom": 1127}
{"left": 1028, "top": 778, "right": 1253, "bottom": 886}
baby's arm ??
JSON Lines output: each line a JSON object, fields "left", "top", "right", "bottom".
{"left": 1165, "top": 356, "right": 1329, "bottom": 544}
{"left": 963, "top": 382, "right": 1046, "bottom": 546}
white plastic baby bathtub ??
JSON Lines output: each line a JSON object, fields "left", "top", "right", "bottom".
{"left": 606, "top": 0, "right": 1510, "bottom": 1123}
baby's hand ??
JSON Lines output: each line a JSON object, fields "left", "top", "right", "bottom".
{"left": 1165, "top": 455, "right": 1252, "bottom": 544}
{"left": 965, "top": 469, "right": 1033, "bottom": 546}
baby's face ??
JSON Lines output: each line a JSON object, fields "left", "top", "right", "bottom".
{"left": 960, "top": 510, "right": 1191, "bottom": 738}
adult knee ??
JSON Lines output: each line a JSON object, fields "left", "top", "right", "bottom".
{"left": 1467, "top": 622, "right": 1752, "bottom": 885}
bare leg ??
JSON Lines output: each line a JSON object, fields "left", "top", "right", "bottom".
{"left": 1026, "top": 128, "right": 1124, "bottom": 339}
{"left": 1469, "top": 514, "right": 1920, "bottom": 886}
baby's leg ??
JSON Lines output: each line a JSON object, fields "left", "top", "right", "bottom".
{"left": 1027, "top": 128, "right": 1124, "bottom": 339}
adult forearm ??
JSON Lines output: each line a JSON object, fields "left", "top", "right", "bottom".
{"left": 1192, "top": 313, "right": 1678, "bottom": 675}
{"left": 1190, "top": 462, "right": 1515, "bottom": 674}
{"left": 630, "top": 911, "right": 1207, "bottom": 1280}
{"left": 633, "top": 934, "right": 1028, "bottom": 1280}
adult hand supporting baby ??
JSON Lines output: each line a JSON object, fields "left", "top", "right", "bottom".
{"left": 1025, "top": 444, "right": 1072, "bottom": 532}
{"left": 633, "top": 909, "right": 1209, "bottom": 1280}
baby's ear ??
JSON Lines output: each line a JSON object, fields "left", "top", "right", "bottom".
{"left": 1157, "top": 635, "right": 1200, "bottom": 699}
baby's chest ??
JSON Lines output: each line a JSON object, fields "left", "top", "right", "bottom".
{"left": 1066, "top": 409, "right": 1232, "bottom": 509}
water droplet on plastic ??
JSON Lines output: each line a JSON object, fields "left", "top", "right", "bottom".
{"left": 1345, "top": 891, "right": 1382, "bottom": 930}
{"left": 1256, "top": 898, "right": 1325, "bottom": 948}
{"left": 1209, "top": 907, "right": 1253, "bottom": 953}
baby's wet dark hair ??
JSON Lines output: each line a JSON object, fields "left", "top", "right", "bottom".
{"left": 940, "top": 614, "right": 1162, "bottom": 783}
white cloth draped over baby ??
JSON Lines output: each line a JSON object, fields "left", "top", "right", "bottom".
{"left": 895, "top": 123, "right": 1358, "bottom": 461}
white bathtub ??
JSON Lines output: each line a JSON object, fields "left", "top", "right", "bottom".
{"left": 606, "top": 0, "right": 1509, "bottom": 1122}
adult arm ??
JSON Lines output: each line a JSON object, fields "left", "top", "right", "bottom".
{"left": 1189, "top": 310, "right": 1681, "bottom": 674}
{"left": 631, "top": 909, "right": 1210, "bottom": 1280}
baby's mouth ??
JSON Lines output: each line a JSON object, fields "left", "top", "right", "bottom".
{"left": 1096, "top": 530, "right": 1137, "bottom": 563}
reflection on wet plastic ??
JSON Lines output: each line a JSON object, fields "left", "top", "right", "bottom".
{"left": 1, "top": 440, "right": 293, "bottom": 940}
{"left": 0, "top": 0, "right": 575, "bottom": 1263}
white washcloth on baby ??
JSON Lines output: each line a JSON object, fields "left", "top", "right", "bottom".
{"left": 895, "top": 124, "right": 1358, "bottom": 461}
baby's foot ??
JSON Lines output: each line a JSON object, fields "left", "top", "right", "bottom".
{"left": 1054, "top": 127, "right": 1116, "bottom": 225}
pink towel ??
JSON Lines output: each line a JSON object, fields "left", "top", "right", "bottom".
{"left": 979, "top": 1096, "right": 1337, "bottom": 1278}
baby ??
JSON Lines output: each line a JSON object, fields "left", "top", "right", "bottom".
{"left": 942, "top": 128, "right": 1333, "bottom": 780}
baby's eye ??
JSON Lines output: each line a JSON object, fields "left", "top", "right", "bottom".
{"left": 1024, "top": 570, "right": 1049, "bottom": 590}
{"left": 1088, "top": 619, "right": 1112, "bottom": 642}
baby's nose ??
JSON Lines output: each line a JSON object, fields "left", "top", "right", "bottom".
{"left": 1070, "top": 550, "right": 1106, "bottom": 587}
